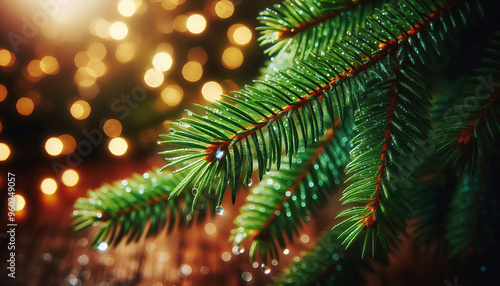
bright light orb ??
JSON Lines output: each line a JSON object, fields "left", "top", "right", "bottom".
{"left": 153, "top": 52, "right": 173, "bottom": 72}
{"left": 186, "top": 14, "right": 206, "bottom": 34}
{"left": 161, "top": 85, "right": 183, "bottom": 106}
{"left": 41, "top": 178, "right": 58, "bottom": 195}
{"left": 202, "top": 81, "right": 223, "bottom": 101}
{"left": 118, "top": 0, "right": 137, "bottom": 17}
{"left": 182, "top": 61, "right": 203, "bottom": 82}
{"left": 109, "top": 22, "right": 128, "bottom": 40}
{"left": 16, "top": 97, "right": 35, "bottom": 116}
{"left": 144, "top": 68, "right": 164, "bottom": 88}
{"left": 45, "top": 137, "right": 64, "bottom": 156}
{"left": 222, "top": 46, "right": 244, "bottom": 69}
{"left": 62, "top": 169, "right": 79, "bottom": 187}
{"left": 13, "top": 195, "right": 26, "bottom": 211}
{"left": 108, "top": 137, "right": 128, "bottom": 156}
{"left": 215, "top": 0, "right": 234, "bottom": 19}
{"left": 70, "top": 100, "right": 91, "bottom": 120}
{"left": 0, "top": 143, "right": 10, "bottom": 161}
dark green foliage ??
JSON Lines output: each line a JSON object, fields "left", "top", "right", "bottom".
{"left": 230, "top": 119, "right": 354, "bottom": 263}
{"left": 73, "top": 171, "right": 214, "bottom": 247}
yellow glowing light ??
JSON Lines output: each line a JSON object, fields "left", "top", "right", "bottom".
{"left": 161, "top": 85, "right": 183, "bottom": 106}
{"left": 182, "top": 61, "right": 203, "bottom": 82}
{"left": 41, "top": 178, "right": 58, "bottom": 195}
{"left": 74, "top": 67, "right": 97, "bottom": 87}
{"left": 186, "top": 14, "right": 206, "bottom": 34}
{"left": 27, "top": 60, "right": 44, "bottom": 77}
{"left": 173, "top": 15, "right": 188, "bottom": 32}
{"left": 187, "top": 47, "right": 207, "bottom": 65}
{"left": 144, "top": 68, "right": 164, "bottom": 88}
{"left": 109, "top": 22, "right": 128, "bottom": 40}
{"left": 0, "top": 84, "right": 7, "bottom": 102}
{"left": 204, "top": 223, "right": 216, "bottom": 235}
{"left": 222, "top": 46, "right": 244, "bottom": 69}
{"left": 87, "top": 42, "right": 107, "bottom": 61}
{"left": 108, "top": 137, "right": 128, "bottom": 156}
{"left": 39, "top": 56, "right": 60, "bottom": 75}
{"left": 0, "top": 143, "right": 10, "bottom": 161}
{"left": 215, "top": 0, "right": 234, "bottom": 19}
{"left": 202, "top": 81, "right": 223, "bottom": 101}
{"left": 16, "top": 97, "right": 35, "bottom": 116}
{"left": 103, "top": 119, "right": 123, "bottom": 137}
{"left": 118, "top": 0, "right": 137, "bottom": 17}
{"left": 45, "top": 137, "right": 64, "bottom": 156}
{"left": 92, "top": 19, "right": 111, "bottom": 39}
{"left": 0, "top": 49, "right": 15, "bottom": 67}
{"left": 58, "top": 134, "right": 77, "bottom": 155}
{"left": 62, "top": 169, "right": 79, "bottom": 187}
{"left": 153, "top": 52, "right": 173, "bottom": 72}
{"left": 70, "top": 100, "right": 91, "bottom": 120}
{"left": 161, "top": 0, "right": 178, "bottom": 10}
{"left": 74, "top": 51, "right": 91, "bottom": 68}
{"left": 232, "top": 26, "right": 252, "bottom": 45}
{"left": 115, "top": 42, "right": 135, "bottom": 62}
{"left": 87, "top": 60, "right": 107, "bottom": 78}
{"left": 13, "top": 194, "right": 26, "bottom": 211}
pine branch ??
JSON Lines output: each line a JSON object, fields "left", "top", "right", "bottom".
{"left": 160, "top": 0, "right": 478, "bottom": 210}
{"left": 258, "top": 0, "right": 381, "bottom": 62}
{"left": 229, "top": 119, "right": 354, "bottom": 263}
{"left": 73, "top": 170, "right": 214, "bottom": 247}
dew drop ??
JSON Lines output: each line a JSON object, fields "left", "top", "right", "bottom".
{"left": 215, "top": 205, "right": 224, "bottom": 215}
{"left": 261, "top": 263, "right": 271, "bottom": 274}
{"left": 192, "top": 187, "right": 198, "bottom": 195}
{"left": 216, "top": 149, "right": 224, "bottom": 160}
{"left": 283, "top": 248, "right": 289, "bottom": 255}
{"left": 247, "top": 179, "right": 253, "bottom": 186}
{"left": 169, "top": 128, "right": 175, "bottom": 133}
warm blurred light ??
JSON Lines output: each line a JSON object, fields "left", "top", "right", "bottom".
{"left": 182, "top": 61, "right": 203, "bottom": 82}
{"left": 45, "top": 137, "right": 64, "bottom": 156}
{"left": 0, "top": 143, "right": 10, "bottom": 161}
{"left": 78, "top": 83, "right": 100, "bottom": 100}
{"left": 41, "top": 178, "right": 58, "bottom": 195}
{"left": 62, "top": 169, "right": 79, "bottom": 187}
{"left": 204, "top": 223, "right": 216, "bottom": 235}
{"left": 173, "top": 15, "right": 188, "bottom": 32}
{"left": 153, "top": 52, "right": 173, "bottom": 71}
{"left": 115, "top": 42, "right": 136, "bottom": 62}
{"left": 118, "top": 0, "right": 137, "bottom": 17}
{"left": 87, "top": 60, "right": 107, "bottom": 77}
{"left": 103, "top": 119, "right": 123, "bottom": 137}
{"left": 222, "top": 46, "right": 244, "bottom": 69}
{"left": 161, "top": 0, "right": 178, "bottom": 10}
{"left": 109, "top": 22, "right": 128, "bottom": 40}
{"left": 74, "top": 51, "right": 91, "bottom": 68}
{"left": 74, "top": 67, "right": 97, "bottom": 87}
{"left": 13, "top": 194, "right": 26, "bottom": 212}
{"left": 40, "top": 56, "right": 60, "bottom": 75}
{"left": 70, "top": 100, "right": 91, "bottom": 120}
{"left": 186, "top": 14, "right": 206, "bottom": 34}
{"left": 187, "top": 47, "right": 207, "bottom": 65}
{"left": 0, "top": 84, "right": 7, "bottom": 102}
{"left": 161, "top": 85, "right": 183, "bottom": 106}
{"left": 16, "top": 97, "right": 35, "bottom": 116}
{"left": 59, "top": 134, "right": 77, "bottom": 155}
{"left": 109, "top": 137, "right": 128, "bottom": 156}
{"left": 232, "top": 26, "right": 252, "bottom": 45}
{"left": 0, "top": 49, "right": 15, "bottom": 67}
{"left": 26, "top": 90, "right": 42, "bottom": 105}
{"left": 91, "top": 18, "right": 111, "bottom": 39}
{"left": 27, "top": 60, "right": 44, "bottom": 77}
{"left": 300, "top": 234, "right": 310, "bottom": 244}
{"left": 87, "top": 42, "right": 107, "bottom": 61}
{"left": 215, "top": 0, "right": 234, "bottom": 19}
{"left": 144, "top": 68, "right": 164, "bottom": 88}
{"left": 202, "top": 81, "right": 223, "bottom": 101}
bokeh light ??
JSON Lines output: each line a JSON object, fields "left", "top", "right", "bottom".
{"left": 161, "top": 85, "right": 183, "bottom": 106}
{"left": 173, "top": 15, "right": 188, "bottom": 32}
{"left": 70, "top": 100, "right": 92, "bottom": 120}
{"left": 74, "top": 51, "right": 91, "bottom": 68}
{"left": 62, "top": 169, "right": 79, "bottom": 187}
{"left": 0, "top": 143, "right": 10, "bottom": 161}
{"left": 103, "top": 119, "right": 123, "bottom": 137}
{"left": 161, "top": 0, "right": 179, "bottom": 10}
{"left": 202, "top": 81, "right": 223, "bottom": 101}
{"left": 0, "top": 49, "right": 15, "bottom": 67}
{"left": 144, "top": 68, "right": 164, "bottom": 88}
{"left": 109, "top": 22, "right": 128, "bottom": 40}
{"left": 27, "top": 60, "right": 44, "bottom": 77}
{"left": 215, "top": 0, "right": 234, "bottom": 19}
{"left": 40, "top": 56, "right": 60, "bottom": 75}
{"left": 153, "top": 52, "right": 173, "bottom": 71}
{"left": 13, "top": 194, "right": 26, "bottom": 212}
{"left": 118, "top": 0, "right": 137, "bottom": 17}
{"left": 222, "top": 46, "right": 244, "bottom": 69}
{"left": 74, "top": 67, "right": 97, "bottom": 87}
{"left": 59, "top": 134, "right": 77, "bottom": 155}
{"left": 41, "top": 178, "right": 58, "bottom": 195}
{"left": 230, "top": 25, "right": 252, "bottom": 45}
{"left": 87, "top": 42, "right": 107, "bottom": 61}
{"left": 87, "top": 60, "right": 107, "bottom": 78}
{"left": 16, "top": 97, "right": 35, "bottom": 116}
{"left": 204, "top": 223, "right": 216, "bottom": 235}
{"left": 45, "top": 137, "right": 64, "bottom": 156}
{"left": 187, "top": 47, "right": 207, "bottom": 65}
{"left": 91, "top": 18, "right": 111, "bottom": 39}
{"left": 108, "top": 137, "right": 128, "bottom": 156}
{"left": 0, "top": 84, "right": 7, "bottom": 102}
{"left": 115, "top": 42, "right": 136, "bottom": 62}
{"left": 186, "top": 14, "right": 206, "bottom": 34}
{"left": 182, "top": 61, "right": 203, "bottom": 82}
